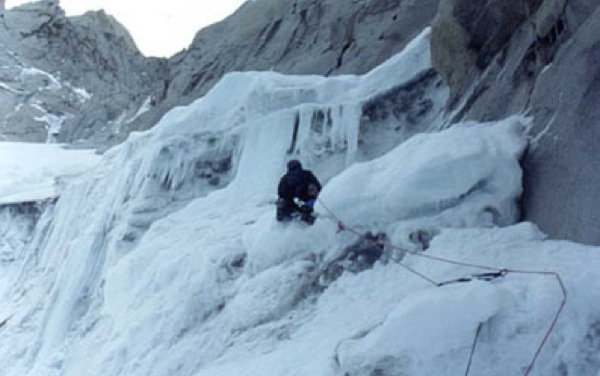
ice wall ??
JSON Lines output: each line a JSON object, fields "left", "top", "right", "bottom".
{"left": 0, "top": 28, "right": 439, "bottom": 376}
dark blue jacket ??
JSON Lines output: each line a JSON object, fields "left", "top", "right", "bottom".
{"left": 278, "top": 168, "right": 321, "bottom": 203}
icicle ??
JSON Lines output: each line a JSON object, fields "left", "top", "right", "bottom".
{"left": 329, "top": 105, "right": 343, "bottom": 152}
{"left": 341, "top": 103, "right": 362, "bottom": 167}
{"left": 295, "top": 105, "right": 316, "bottom": 158}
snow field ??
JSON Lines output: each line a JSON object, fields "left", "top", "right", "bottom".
{"left": 0, "top": 142, "right": 100, "bottom": 204}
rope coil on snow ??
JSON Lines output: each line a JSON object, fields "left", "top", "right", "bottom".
{"left": 317, "top": 198, "right": 568, "bottom": 376}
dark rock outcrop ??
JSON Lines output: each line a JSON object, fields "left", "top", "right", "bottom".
{"left": 430, "top": 0, "right": 600, "bottom": 244}
{"left": 320, "top": 232, "right": 388, "bottom": 286}
{"left": 524, "top": 4, "right": 600, "bottom": 244}
{"left": 431, "top": 0, "right": 543, "bottom": 105}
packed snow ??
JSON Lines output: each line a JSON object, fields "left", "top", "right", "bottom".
{"left": 0, "top": 28, "right": 599, "bottom": 376}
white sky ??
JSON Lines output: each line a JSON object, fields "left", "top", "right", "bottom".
{"left": 6, "top": 0, "right": 247, "bottom": 57}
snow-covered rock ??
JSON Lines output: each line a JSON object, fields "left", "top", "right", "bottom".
{"left": 0, "top": 1, "right": 166, "bottom": 144}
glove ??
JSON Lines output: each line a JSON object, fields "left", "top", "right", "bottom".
{"left": 303, "top": 199, "right": 316, "bottom": 209}
{"left": 299, "top": 205, "right": 313, "bottom": 214}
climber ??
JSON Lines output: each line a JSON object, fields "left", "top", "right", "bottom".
{"left": 276, "top": 159, "right": 321, "bottom": 225}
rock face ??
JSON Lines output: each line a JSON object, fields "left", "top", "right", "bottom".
{"left": 430, "top": 0, "right": 600, "bottom": 244}
{"left": 168, "top": 0, "right": 440, "bottom": 95}
{"left": 431, "top": 0, "right": 542, "bottom": 104}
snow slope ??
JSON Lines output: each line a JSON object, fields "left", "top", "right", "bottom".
{"left": 0, "top": 29, "right": 599, "bottom": 376}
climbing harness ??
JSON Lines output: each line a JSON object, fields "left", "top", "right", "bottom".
{"left": 317, "top": 198, "right": 567, "bottom": 376}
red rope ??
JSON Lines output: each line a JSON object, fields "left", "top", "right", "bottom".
{"left": 317, "top": 198, "right": 568, "bottom": 376}
{"left": 465, "top": 322, "right": 484, "bottom": 376}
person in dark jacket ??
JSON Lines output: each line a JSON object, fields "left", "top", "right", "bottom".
{"left": 277, "top": 159, "right": 321, "bottom": 224}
